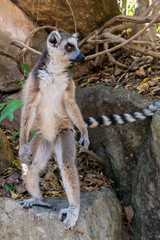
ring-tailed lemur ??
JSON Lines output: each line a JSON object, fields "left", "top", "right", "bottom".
{"left": 19, "top": 30, "right": 160, "bottom": 231}
{"left": 19, "top": 31, "right": 89, "bottom": 231}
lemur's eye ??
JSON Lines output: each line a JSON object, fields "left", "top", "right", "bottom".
{"left": 68, "top": 45, "right": 72, "bottom": 51}
{"left": 66, "top": 43, "right": 75, "bottom": 52}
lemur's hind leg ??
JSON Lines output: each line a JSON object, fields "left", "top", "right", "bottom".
{"left": 21, "top": 135, "right": 52, "bottom": 208}
{"left": 54, "top": 129, "right": 80, "bottom": 230}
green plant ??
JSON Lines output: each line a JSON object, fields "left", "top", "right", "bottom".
{"left": 22, "top": 63, "right": 31, "bottom": 73}
{"left": 126, "top": 0, "right": 136, "bottom": 16}
{"left": 0, "top": 63, "right": 31, "bottom": 140}
{"left": 0, "top": 98, "right": 23, "bottom": 122}
{"left": 0, "top": 63, "right": 31, "bottom": 123}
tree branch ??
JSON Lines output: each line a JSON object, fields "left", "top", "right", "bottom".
{"left": 85, "top": 14, "right": 160, "bottom": 61}
{"left": 11, "top": 41, "right": 42, "bottom": 55}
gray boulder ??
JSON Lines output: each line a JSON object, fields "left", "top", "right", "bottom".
{"left": 132, "top": 111, "right": 160, "bottom": 240}
{"left": 0, "top": 188, "right": 122, "bottom": 240}
{"left": 76, "top": 84, "right": 160, "bottom": 240}
{"left": 76, "top": 85, "right": 151, "bottom": 191}
{"left": 0, "top": 0, "right": 47, "bottom": 93}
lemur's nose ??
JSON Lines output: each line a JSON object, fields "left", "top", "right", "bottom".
{"left": 76, "top": 52, "right": 85, "bottom": 62}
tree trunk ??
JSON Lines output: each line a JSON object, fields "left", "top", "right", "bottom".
{"left": 148, "top": 1, "right": 160, "bottom": 42}
{"left": 122, "top": 0, "right": 127, "bottom": 15}
{"left": 132, "top": 0, "right": 149, "bottom": 39}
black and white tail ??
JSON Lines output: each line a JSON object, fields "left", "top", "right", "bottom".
{"left": 84, "top": 100, "right": 160, "bottom": 128}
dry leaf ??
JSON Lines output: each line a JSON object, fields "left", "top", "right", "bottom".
{"left": 136, "top": 66, "right": 146, "bottom": 76}
{"left": 140, "top": 77, "right": 151, "bottom": 84}
{"left": 148, "top": 67, "right": 152, "bottom": 73}
{"left": 11, "top": 192, "right": 23, "bottom": 200}
{"left": 115, "top": 68, "right": 122, "bottom": 76}
{"left": 16, "top": 184, "right": 26, "bottom": 194}
{"left": 124, "top": 205, "right": 134, "bottom": 223}
{"left": 137, "top": 83, "right": 149, "bottom": 93}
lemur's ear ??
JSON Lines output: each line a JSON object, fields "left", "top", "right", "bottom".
{"left": 48, "top": 30, "right": 61, "bottom": 47}
{"left": 72, "top": 33, "right": 79, "bottom": 38}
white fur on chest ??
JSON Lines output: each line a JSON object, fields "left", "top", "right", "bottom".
{"left": 39, "top": 70, "right": 68, "bottom": 118}
{"left": 37, "top": 70, "right": 70, "bottom": 141}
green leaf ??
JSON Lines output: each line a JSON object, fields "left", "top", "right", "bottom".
{"left": 30, "top": 129, "right": 35, "bottom": 139}
{"left": 5, "top": 182, "right": 14, "bottom": 191}
{"left": 22, "top": 63, "right": 31, "bottom": 73}
{"left": 12, "top": 131, "right": 20, "bottom": 140}
{"left": 55, "top": 182, "right": 60, "bottom": 186}
{"left": 12, "top": 159, "right": 22, "bottom": 170}
{"left": 7, "top": 97, "right": 15, "bottom": 102}
{"left": 0, "top": 103, "right": 7, "bottom": 110}
{"left": 17, "top": 79, "right": 26, "bottom": 85}
{"left": 0, "top": 98, "right": 23, "bottom": 122}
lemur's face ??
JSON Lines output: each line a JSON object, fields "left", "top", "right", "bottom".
{"left": 47, "top": 31, "right": 85, "bottom": 62}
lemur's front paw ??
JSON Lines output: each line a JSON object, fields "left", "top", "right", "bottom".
{"left": 78, "top": 132, "right": 90, "bottom": 152}
{"left": 59, "top": 206, "right": 79, "bottom": 230}
{"left": 19, "top": 145, "right": 33, "bottom": 164}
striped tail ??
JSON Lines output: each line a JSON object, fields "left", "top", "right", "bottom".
{"left": 84, "top": 99, "right": 160, "bottom": 128}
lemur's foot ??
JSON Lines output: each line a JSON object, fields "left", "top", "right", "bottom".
{"left": 59, "top": 206, "right": 79, "bottom": 230}
{"left": 21, "top": 198, "right": 51, "bottom": 208}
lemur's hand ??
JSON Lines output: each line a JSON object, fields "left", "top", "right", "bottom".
{"left": 19, "top": 144, "right": 33, "bottom": 164}
{"left": 78, "top": 130, "right": 90, "bottom": 152}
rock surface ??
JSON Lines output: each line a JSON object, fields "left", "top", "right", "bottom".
{"left": 76, "top": 85, "right": 151, "bottom": 191}
{"left": 0, "top": 188, "right": 122, "bottom": 240}
{"left": 132, "top": 111, "right": 160, "bottom": 240}
{"left": 76, "top": 84, "right": 160, "bottom": 240}
{"left": 1, "top": 83, "right": 160, "bottom": 239}
{"left": 11, "top": 0, "right": 120, "bottom": 36}
{"left": 0, "top": 0, "right": 47, "bottom": 93}
{"left": 0, "top": 128, "right": 15, "bottom": 172}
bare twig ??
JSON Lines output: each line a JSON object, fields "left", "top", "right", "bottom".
{"left": 11, "top": 40, "right": 42, "bottom": 55}
{"left": 86, "top": 38, "right": 157, "bottom": 48}
{"left": 104, "top": 43, "right": 127, "bottom": 68}
{"left": 144, "top": 0, "right": 159, "bottom": 16}
{"left": 124, "top": 44, "right": 160, "bottom": 59}
{"left": 24, "top": 25, "right": 67, "bottom": 45}
{"left": 65, "top": 0, "right": 77, "bottom": 33}
{"left": 101, "top": 32, "right": 160, "bottom": 59}
{"left": 85, "top": 14, "right": 160, "bottom": 61}
{"left": 84, "top": 149, "right": 106, "bottom": 169}
{"left": 76, "top": 140, "right": 106, "bottom": 168}
{"left": 117, "top": 57, "right": 140, "bottom": 83}
{"left": 93, "top": 31, "right": 100, "bottom": 66}
{"left": 79, "top": 31, "right": 95, "bottom": 47}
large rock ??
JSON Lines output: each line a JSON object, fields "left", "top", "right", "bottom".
{"left": 0, "top": 0, "right": 47, "bottom": 93}
{"left": 76, "top": 85, "right": 151, "bottom": 191}
{"left": 76, "top": 84, "right": 160, "bottom": 240}
{"left": 132, "top": 111, "right": 160, "bottom": 240}
{"left": 0, "top": 188, "right": 122, "bottom": 240}
{"left": 11, "top": 0, "right": 120, "bottom": 36}
{"left": 0, "top": 128, "right": 15, "bottom": 172}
